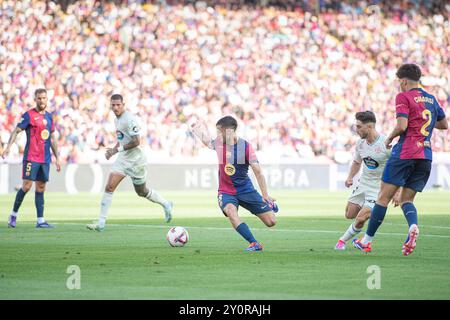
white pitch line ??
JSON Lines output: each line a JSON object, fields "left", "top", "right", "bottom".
{"left": 57, "top": 222, "right": 450, "bottom": 239}
{"left": 383, "top": 222, "right": 450, "bottom": 230}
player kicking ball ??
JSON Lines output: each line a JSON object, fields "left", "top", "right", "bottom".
{"left": 353, "top": 64, "right": 448, "bottom": 255}
{"left": 87, "top": 94, "right": 173, "bottom": 232}
{"left": 2, "top": 88, "right": 61, "bottom": 228}
{"left": 192, "top": 116, "right": 277, "bottom": 252}
{"left": 335, "top": 111, "right": 392, "bottom": 250}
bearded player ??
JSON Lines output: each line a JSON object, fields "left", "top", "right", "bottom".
{"left": 2, "top": 88, "right": 61, "bottom": 228}
{"left": 354, "top": 64, "right": 448, "bottom": 255}
{"left": 87, "top": 94, "right": 173, "bottom": 231}
{"left": 192, "top": 116, "right": 277, "bottom": 252}
{"left": 335, "top": 111, "right": 392, "bottom": 250}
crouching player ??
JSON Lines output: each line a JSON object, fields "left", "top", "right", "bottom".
{"left": 192, "top": 116, "right": 277, "bottom": 252}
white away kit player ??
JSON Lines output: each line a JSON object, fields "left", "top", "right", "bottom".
{"left": 87, "top": 94, "right": 173, "bottom": 231}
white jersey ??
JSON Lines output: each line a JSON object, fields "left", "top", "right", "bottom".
{"left": 353, "top": 135, "right": 391, "bottom": 190}
{"left": 114, "top": 111, "right": 146, "bottom": 164}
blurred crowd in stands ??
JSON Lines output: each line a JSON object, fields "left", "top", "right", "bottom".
{"left": 0, "top": 0, "right": 448, "bottom": 164}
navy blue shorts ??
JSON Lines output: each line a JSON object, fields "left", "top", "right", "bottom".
{"left": 382, "top": 158, "right": 431, "bottom": 192}
{"left": 22, "top": 161, "right": 50, "bottom": 182}
{"left": 218, "top": 191, "right": 271, "bottom": 215}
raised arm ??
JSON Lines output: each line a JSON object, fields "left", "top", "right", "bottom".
{"left": 191, "top": 120, "right": 214, "bottom": 149}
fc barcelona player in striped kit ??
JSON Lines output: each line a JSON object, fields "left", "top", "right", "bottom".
{"left": 192, "top": 116, "right": 277, "bottom": 252}
{"left": 2, "top": 89, "right": 61, "bottom": 228}
{"left": 354, "top": 64, "right": 448, "bottom": 255}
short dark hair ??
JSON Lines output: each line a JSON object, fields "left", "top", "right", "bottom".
{"left": 396, "top": 64, "right": 421, "bottom": 81}
{"left": 216, "top": 116, "right": 238, "bottom": 130}
{"left": 34, "top": 88, "right": 47, "bottom": 96}
{"left": 355, "top": 111, "right": 376, "bottom": 124}
{"left": 110, "top": 94, "right": 124, "bottom": 102}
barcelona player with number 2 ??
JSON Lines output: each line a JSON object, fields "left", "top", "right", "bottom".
{"left": 1, "top": 89, "right": 61, "bottom": 228}
{"left": 354, "top": 64, "right": 448, "bottom": 255}
{"left": 192, "top": 116, "right": 278, "bottom": 252}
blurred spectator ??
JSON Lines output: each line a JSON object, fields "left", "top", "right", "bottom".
{"left": 0, "top": 0, "right": 448, "bottom": 164}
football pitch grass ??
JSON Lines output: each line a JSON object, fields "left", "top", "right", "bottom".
{"left": 0, "top": 190, "right": 449, "bottom": 300}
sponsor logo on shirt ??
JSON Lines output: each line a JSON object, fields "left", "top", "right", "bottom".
{"left": 363, "top": 157, "right": 379, "bottom": 170}
{"left": 224, "top": 163, "right": 236, "bottom": 176}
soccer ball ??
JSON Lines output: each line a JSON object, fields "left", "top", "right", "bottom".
{"left": 166, "top": 226, "right": 189, "bottom": 247}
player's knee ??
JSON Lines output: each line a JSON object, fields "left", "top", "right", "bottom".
{"left": 22, "top": 183, "right": 32, "bottom": 193}
{"left": 136, "top": 189, "right": 148, "bottom": 197}
{"left": 105, "top": 184, "right": 115, "bottom": 193}
{"left": 266, "top": 216, "right": 276, "bottom": 227}
{"left": 345, "top": 210, "right": 355, "bottom": 220}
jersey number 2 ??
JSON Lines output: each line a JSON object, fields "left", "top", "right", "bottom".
{"left": 420, "top": 109, "right": 432, "bottom": 137}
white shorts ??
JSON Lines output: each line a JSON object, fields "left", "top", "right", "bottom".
{"left": 111, "top": 156, "right": 147, "bottom": 185}
{"left": 348, "top": 184, "right": 378, "bottom": 209}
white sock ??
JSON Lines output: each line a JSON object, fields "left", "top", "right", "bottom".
{"left": 10, "top": 210, "right": 18, "bottom": 217}
{"left": 340, "top": 222, "right": 362, "bottom": 242}
{"left": 37, "top": 217, "right": 45, "bottom": 224}
{"left": 409, "top": 224, "right": 418, "bottom": 232}
{"left": 146, "top": 189, "right": 169, "bottom": 208}
{"left": 361, "top": 234, "right": 373, "bottom": 245}
{"left": 98, "top": 192, "right": 113, "bottom": 228}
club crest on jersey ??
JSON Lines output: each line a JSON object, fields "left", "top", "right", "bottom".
{"left": 224, "top": 163, "right": 236, "bottom": 176}
{"left": 116, "top": 131, "right": 124, "bottom": 140}
{"left": 363, "top": 157, "right": 379, "bottom": 170}
{"left": 41, "top": 129, "right": 50, "bottom": 140}
{"left": 43, "top": 119, "right": 47, "bottom": 126}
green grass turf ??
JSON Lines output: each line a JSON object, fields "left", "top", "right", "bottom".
{"left": 0, "top": 190, "right": 449, "bottom": 300}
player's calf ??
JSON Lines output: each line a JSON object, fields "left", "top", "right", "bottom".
{"left": 354, "top": 208, "right": 371, "bottom": 230}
